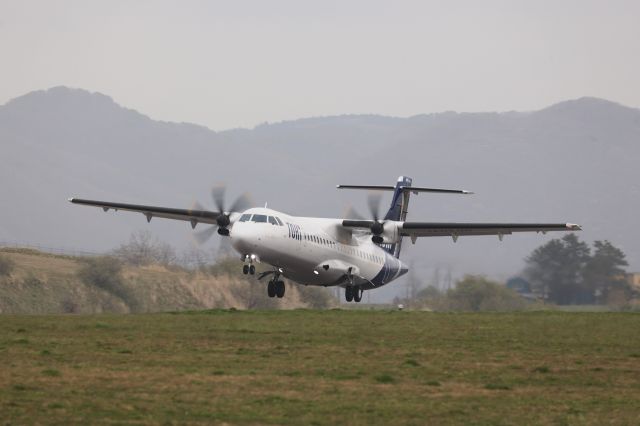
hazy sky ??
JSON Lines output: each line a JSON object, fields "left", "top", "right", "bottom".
{"left": 1, "top": 0, "right": 639, "bottom": 129}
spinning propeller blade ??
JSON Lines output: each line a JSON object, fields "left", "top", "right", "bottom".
{"left": 192, "top": 184, "right": 252, "bottom": 245}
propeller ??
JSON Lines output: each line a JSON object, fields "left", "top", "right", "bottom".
{"left": 211, "top": 185, "right": 251, "bottom": 234}
{"left": 367, "top": 192, "right": 385, "bottom": 244}
{"left": 193, "top": 185, "right": 251, "bottom": 245}
{"left": 343, "top": 205, "right": 365, "bottom": 220}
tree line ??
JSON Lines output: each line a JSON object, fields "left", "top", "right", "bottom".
{"left": 524, "top": 234, "right": 631, "bottom": 305}
{"left": 396, "top": 234, "right": 636, "bottom": 310}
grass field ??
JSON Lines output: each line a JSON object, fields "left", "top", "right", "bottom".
{"left": 1, "top": 311, "right": 639, "bottom": 425}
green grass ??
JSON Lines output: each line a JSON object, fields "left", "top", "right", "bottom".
{"left": 1, "top": 310, "right": 639, "bottom": 424}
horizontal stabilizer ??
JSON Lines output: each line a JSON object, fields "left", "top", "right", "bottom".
{"left": 337, "top": 185, "right": 472, "bottom": 194}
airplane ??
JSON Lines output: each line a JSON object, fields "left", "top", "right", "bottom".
{"left": 69, "top": 176, "right": 581, "bottom": 303}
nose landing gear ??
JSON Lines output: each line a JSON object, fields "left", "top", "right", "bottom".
{"left": 242, "top": 255, "right": 256, "bottom": 275}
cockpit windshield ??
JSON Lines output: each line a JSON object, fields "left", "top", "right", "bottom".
{"left": 252, "top": 214, "right": 268, "bottom": 223}
{"left": 241, "top": 213, "right": 283, "bottom": 225}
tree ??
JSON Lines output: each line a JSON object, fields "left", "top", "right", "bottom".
{"left": 180, "top": 245, "right": 215, "bottom": 271}
{"left": 112, "top": 230, "right": 177, "bottom": 267}
{"left": 525, "top": 234, "right": 591, "bottom": 304}
{"left": 415, "top": 285, "right": 446, "bottom": 310}
{"left": 583, "top": 240, "right": 629, "bottom": 305}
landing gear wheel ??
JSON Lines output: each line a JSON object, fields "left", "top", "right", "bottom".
{"left": 353, "top": 287, "right": 362, "bottom": 303}
{"left": 345, "top": 286, "right": 354, "bottom": 302}
{"left": 275, "top": 281, "right": 285, "bottom": 298}
{"left": 267, "top": 280, "right": 276, "bottom": 298}
{"left": 249, "top": 265, "right": 255, "bottom": 275}
{"left": 242, "top": 264, "right": 249, "bottom": 275}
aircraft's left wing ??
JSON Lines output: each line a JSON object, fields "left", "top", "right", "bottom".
{"left": 69, "top": 198, "right": 221, "bottom": 226}
{"left": 400, "top": 222, "right": 581, "bottom": 242}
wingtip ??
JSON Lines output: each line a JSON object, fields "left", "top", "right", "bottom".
{"left": 463, "top": 190, "right": 474, "bottom": 194}
{"left": 567, "top": 223, "right": 582, "bottom": 231}
{"left": 68, "top": 197, "right": 75, "bottom": 203}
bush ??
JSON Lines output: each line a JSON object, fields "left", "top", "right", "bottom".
{"left": 0, "top": 254, "right": 15, "bottom": 276}
{"left": 296, "top": 285, "right": 334, "bottom": 309}
{"left": 444, "top": 275, "right": 526, "bottom": 311}
{"left": 231, "top": 279, "right": 279, "bottom": 309}
{"left": 61, "top": 298, "right": 79, "bottom": 314}
{"left": 78, "top": 256, "right": 138, "bottom": 310}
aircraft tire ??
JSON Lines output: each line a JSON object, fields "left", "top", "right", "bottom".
{"left": 249, "top": 265, "right": 255, "bottom": 275}
{"left": 242, "top": 265, "right": 249, "bottom": 275}
{"left": 276, "top": 281, "right": 285, "bottom": 298}
{"left": 345, "top": 286, "right": 353, "bottom": 302}
{"left": 353, "top": 287, "right": 362, "bottom": 303}
{"left": 267, "top": 281, "right": 276, "bottom": 298}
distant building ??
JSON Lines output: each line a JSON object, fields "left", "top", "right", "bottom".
{"left": 627, "top": 273, "right": 640, "bottom": 291}
{"left": 506, "top": 276, "right": 538, "bottom": 301}
{"left": 506, "top": 277, "right": 531, "bottom": 294}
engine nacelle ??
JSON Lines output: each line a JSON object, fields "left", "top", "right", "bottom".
{"left": 377, "top": 221, "right": 401, "bottom": 244}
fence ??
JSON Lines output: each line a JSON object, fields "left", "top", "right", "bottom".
{"left": 0, "top": 240, "right": 105, "bottom": 258}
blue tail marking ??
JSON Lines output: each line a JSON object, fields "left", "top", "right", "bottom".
{"left": 379, "top": 176, "right": 412, "bottom": 257}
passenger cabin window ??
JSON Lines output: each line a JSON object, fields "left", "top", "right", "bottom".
{"left": 239, "top": 214, "right": 252, "bottom": 222}
{"left": 252, "top": 214, "right": 268, "bottom": 223}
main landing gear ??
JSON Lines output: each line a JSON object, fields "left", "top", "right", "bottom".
{"left": 267, "top": 279, "right": 285, "bottom": 298}
{"left": 345, "top": 286, "right": 363, "bottom": 303}
{"left": 251, "top": 262, "right": 286, "bottom": 299}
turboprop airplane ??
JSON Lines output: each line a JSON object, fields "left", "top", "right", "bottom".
{"left": 69, "top": 176, "right": 581, "bottom": 302}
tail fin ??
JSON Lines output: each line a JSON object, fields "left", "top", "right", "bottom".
{"left": 384, "top": 176, "right": 412, "bottom": 222}
{"left": 380, "top": 176, "right": 413, "bottom": 258}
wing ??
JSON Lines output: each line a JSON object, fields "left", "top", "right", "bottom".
{"left": 69, "top": 198, "right": 221, "bottom": 226}
{"left": 400, "top": 222, "right": 581, "bottom": 241}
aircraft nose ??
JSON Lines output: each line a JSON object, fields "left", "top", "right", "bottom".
{"left": 230, "top": 223, "right": 253, "bottom": 253}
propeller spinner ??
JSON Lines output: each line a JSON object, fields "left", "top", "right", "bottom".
{"left": 345, "top": 192, "right": 386, "bottom": 244}
{"left": 193, "top": 185, "right": 251, "bottom": 244}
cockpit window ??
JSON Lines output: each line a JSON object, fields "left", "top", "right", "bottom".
{"left": 239, "top": 214, "right": 252, "bottom": 222}
{"left": 274, "top": 217, "right": 284, "bottom": 226}
{"left": 252, "top": 214, "right": 268, "bottom": 223}
{"left": 268, "top": 216, "right": 278, "bottom": 225}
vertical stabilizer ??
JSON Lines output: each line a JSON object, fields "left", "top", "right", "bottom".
{"left": 381, "top": 176, "right": 412, "bottom": 258}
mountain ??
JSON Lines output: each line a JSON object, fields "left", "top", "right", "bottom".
{"left": 2, "top": 87, "right": 639, "bottom": 301}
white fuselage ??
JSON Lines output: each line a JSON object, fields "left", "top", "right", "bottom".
{"left": 230, "top": 207, "right": 408, "bottom": 289}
